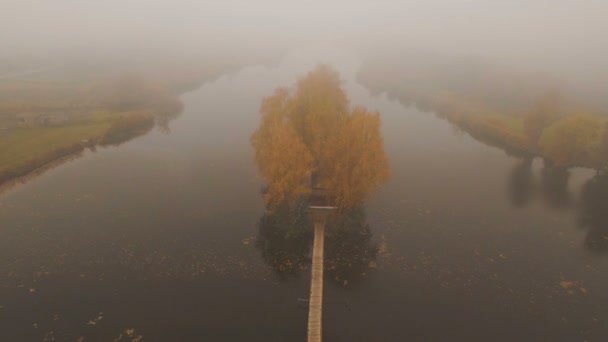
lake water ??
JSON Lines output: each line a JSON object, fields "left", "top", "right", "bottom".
{"left": 1, "top": 48, "right": 607, "bottom": 341}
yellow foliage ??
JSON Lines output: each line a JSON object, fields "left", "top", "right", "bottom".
{"left": 251, "top": 89, "right": 314, "bottom": 208}
{"left": 289, "top": 65, "right": 349, "bottom": 159}
{"left": 539, "top": 114, "right": 603, "bottom": 167}
{"left": 319, "top": 107, "right": 390, "bottom": 209}
{"left": 251, "top": 65, "right": 390, "bottom": 210}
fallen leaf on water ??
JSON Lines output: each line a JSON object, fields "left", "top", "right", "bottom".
{"left": 560, "top": 280, "right": 577, "bottom": 290}
{"left": 87, "top": 312, "right": 104, "bottom": 326}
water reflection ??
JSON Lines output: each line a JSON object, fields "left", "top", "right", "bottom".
{"left": 250, "top": 65, "right": 387, "bottom": 285}
{"left": 255, "top": 200, "right": 377, "bottom": 285}
{"left": 507, "top": 159, "right": 573, "bottom": 209}
{"left": 256, "top": 200, "right": 313, "bottom": 277}
{"left": 507, "top": 158, "right": 608, "bottom": 252}
{"left": 540, "top": 163, "right": 572, "bottom": 209}
{"left": 579, "top": 174, "right": 608, "bottom": 252}
{"left": 324, "top": 206, "right": 377, "bottom": 285}
{"left": 507, "top": 158, "right": 534, "bottom": 208}
{"left": 156, "top": 109, "right": 182, "bottom": 135}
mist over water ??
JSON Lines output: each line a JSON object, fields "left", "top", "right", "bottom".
{"left": 0, "top": 46, "right": 607, "bottom": 340}
{"left": 2, "top": 1, "right": 608, "bottom": 340}
{"left": 3, "top": 0, "right": 608, "bottom": 98}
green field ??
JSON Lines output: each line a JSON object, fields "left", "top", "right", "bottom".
{"left": 0, "top": 110, "right": 156, "bottom": 184}
{"left": 0, "top": 121, "right": 110, "bottom": 171}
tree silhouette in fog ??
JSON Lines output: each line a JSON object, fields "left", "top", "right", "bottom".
{"left": 251, "top": 65, "right": 389, "bottom": 210}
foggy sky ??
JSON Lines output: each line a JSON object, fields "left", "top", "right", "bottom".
{"left": 2, "top": 0, "right": 607, "bottom": 99}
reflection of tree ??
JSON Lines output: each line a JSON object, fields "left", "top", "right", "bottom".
{"left": 506, "top": 159, "right": 573, "bottom": 210}
{"left": 506, "top": 159, "right": 608, "bottom": 253}
{"left": 540, "top": 162, "right": 572, "bottom": 209}
{"left": 156, "top": 110, "right": 182, "bottom": 134}
{"left": 255, "top": 202, "right": 377, "bottom": 284}
{"left": 325, "top": 207, "right": 378, "bottom": 285}
{"left": 251, "top": 65, "right": 387, "bottom": 287}
{"left": 579, "top": 174, "right": 608, "bottom": 252}
{"left": 507, "top": 158, "right": 533, "bottom": 208}
{"left": 255, "top": 200, "right": 312, "bottom": 277}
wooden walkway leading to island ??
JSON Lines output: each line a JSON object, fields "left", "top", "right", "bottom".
{"left": 307, "top": 219, "right": 325, "bottom": 342}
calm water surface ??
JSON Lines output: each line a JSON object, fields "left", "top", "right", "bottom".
{"left": 1, "top": 49, "right": 607, "bottom": 341}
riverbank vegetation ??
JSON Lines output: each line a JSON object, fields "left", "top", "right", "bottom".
{"left": 507, "top": 157, "right": 608, "bottom": 251}
{"left": 0, "top": 110, "right": 158, "bottom": 184}
{"left": 0, "top": 53, "right": 279, "bottom": 187}
{"left": 358, "top": 53, "right": 608, "bottom": 170}
{"left": 0, "top": 72, "right": 179, "bottom": 185}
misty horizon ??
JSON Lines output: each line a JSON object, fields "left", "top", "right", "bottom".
{"left": 1, "top": 2, "right": 608, "bottom": 341}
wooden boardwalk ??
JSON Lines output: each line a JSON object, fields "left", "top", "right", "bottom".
{"left": 307, "top": 219, "right": 325, "bottom": 342}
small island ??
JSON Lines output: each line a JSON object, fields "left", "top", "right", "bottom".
{"left": 251, "top": 65, "right": 390, "bottom": 341}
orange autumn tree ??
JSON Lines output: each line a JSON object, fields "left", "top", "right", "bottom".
{"left": 251, "top": 65, "right": 390, "bottom": 210}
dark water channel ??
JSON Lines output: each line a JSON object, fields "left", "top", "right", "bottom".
{"left": 1, "top": 48, "right": 608, "bottom": 341}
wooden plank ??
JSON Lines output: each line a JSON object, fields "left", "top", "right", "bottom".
{"left": 307, "top": 220, "right": 325, "bottom": 342}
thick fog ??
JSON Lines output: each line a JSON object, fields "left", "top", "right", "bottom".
{"left": 2, "top": 0, "right": 607, "bottom": 102}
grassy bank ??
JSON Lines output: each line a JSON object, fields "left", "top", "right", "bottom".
{"left": 0, "top": 111, "right": 155, "bottom": 185}
{"left": 0, "top": 72, "right": 176, "bottom": 187}
{"left": 358, "top": 53, "right": 608, "bottom": 170}
{"left": 0, "top": 65, "right": 197, "bottom": 187}
{"left": 0, "top": 50, "right": 283, "bottom": 188}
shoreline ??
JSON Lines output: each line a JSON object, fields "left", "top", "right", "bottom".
{"left": 0, "top": 53, "right": 299, "bottom": 195}
{"left": 0, "top": 109, "right": 164, "bottom": 196}
{"left": 357, "top": 77, "right": 607, "bottom": 171}
{"left": 0, "top": 148, "right": 87, "bottom": 196}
